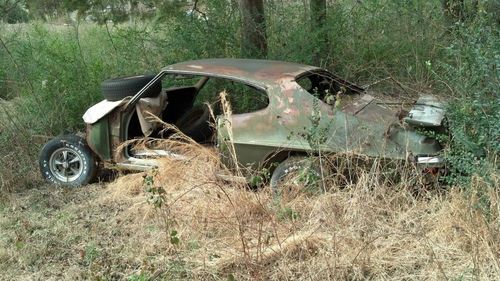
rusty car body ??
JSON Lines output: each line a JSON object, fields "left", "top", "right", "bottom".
{"left": 39, "top": 59, "right": 447, "bottom": 187}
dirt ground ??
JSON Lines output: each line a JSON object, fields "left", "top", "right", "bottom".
{"left": 0, "top": 180, "right": 170, "bottom": 280}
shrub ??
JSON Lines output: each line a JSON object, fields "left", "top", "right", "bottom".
{"left": 435, "top": 18, "right": 499, "bottom": 185}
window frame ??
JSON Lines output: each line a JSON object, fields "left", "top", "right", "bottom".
{"left": 163, "top": 70, "right": 271, "bottom": 115}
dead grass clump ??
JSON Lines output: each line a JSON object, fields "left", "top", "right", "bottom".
{"left": 87, "top": 91, "right": 498, "bottom": 279}
{"left": 104, "top": 136, "right": 497, "bottom": 280}
{"left": 1, "top": 135, "right": 497, "bottom": 280}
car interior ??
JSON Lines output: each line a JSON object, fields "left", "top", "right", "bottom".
{"left": 125, "top": 74, "right": 270, "bottom": 147}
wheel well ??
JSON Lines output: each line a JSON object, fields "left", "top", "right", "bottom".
{"left": 262, "top": 150, "right": 308, "bottom": 173}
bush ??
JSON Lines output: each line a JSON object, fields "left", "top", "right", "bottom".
{"left": 435, "top": 18, "right": 499, "bottom": 185}
{"left": 0, "top": 3, "right": 29, "bottom": 24}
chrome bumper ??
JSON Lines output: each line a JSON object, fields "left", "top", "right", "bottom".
{"left": 416, "top": 156, "right": 445, "bottom": 168}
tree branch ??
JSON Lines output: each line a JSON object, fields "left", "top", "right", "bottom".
{"left": 0, "top": 35, "right": 35, "bottom": 94}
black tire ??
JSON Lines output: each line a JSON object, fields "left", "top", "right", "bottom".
{"left": 175, "top": 105, "right": 212, "bottom": 142}
{"left": 101, "top": 74, "right": 161, "bottom": 101}
{"left": 270, "top": 156, "right": 325, "bottom": 200}
{"left": 39, "top": 134, "right": 98, "bottom": 187}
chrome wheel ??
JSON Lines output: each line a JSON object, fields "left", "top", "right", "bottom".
{"left": 40, "top": 134, "right": 98, "bottom": 187}
{"left": 48, "top": 147, "right": 84, "bottom": 183}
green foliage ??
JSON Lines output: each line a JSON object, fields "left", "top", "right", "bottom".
{"left": 277, "top": 207, "right": 300, "bottom": 221}
{"left": 170, "top": 229, "right": 180, "bottom": 245}
{"left": 301, "top": 99, "right": 330, "bottom": 150}
{"left": 0, "top": 0, "right": 29, "bottom": 23}
{"left": 434, "top": 17, "right": 499, "bottom": 185}
{"left": 143, "top": 171, "right": 166, "bottom": 208}
{"left": 249, "top": 166, "right": 271, "bottom": 188}
{"left": 128, "top": 272, "right": 151, "bottom": 281}
{"left": 1, "top": 23, "right": 124, "bottom": 133}
{"left": 84, "top": 243, "right": 100, "bottom": 265}
{"left": 187, "top": 239, "right": 200, "bottom": 250}
{"left": 267, "top": 0, "right": 444, "bottom": 83}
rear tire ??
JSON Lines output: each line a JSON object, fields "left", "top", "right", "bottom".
{"left": 39, "top": 134, "right": 98, "bottom": 187}
{"left": 270, "top": 156, "right": 325, "bottom": 201}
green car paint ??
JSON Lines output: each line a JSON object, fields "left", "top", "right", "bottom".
{"left": 86, "top": 116, "right": 111, "bottom": 161}
{"left": 85, "top": 59, "right": 445, "bottom": 170}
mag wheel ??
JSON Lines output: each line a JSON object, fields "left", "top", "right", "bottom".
{"left": 39, "top": 134, "right": 98, "bottom": 187}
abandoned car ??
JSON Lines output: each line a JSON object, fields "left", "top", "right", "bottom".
{"left": 39, "top": 58, "right": 447, "bottom": 188}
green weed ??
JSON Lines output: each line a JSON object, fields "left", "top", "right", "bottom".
{"left": 84, "top": 242, "right": 100, "bottom": 265}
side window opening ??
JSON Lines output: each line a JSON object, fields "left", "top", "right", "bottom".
{"left": 145, "top": 75, "right": 269, "bottom": 144}
{"left": 196, "top": 78, "right": 269, "bottom": 115}
{"left": 162, "top": 74, "right": 202, "bottom": 89}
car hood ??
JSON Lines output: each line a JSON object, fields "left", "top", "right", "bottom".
{"left": 338, "top": 93, "right": 447, "bottom": 159}
{"left": 83, "top": 99, "right": 127, "bottom": 124}
{"left": 343, "top": 94, "right": 446, "bottom": 129}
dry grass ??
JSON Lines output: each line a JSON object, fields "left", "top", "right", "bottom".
{"left": 1, "top": 92, "right": 499, "bottom": 280}
{"left": 118, "top": 143, "right": 500, "bottom": 280}
{"left": 0, "top": 141, "right": 498, "bottom": 280}
{"left": 0, "top": 98, "right": 44, "bottom": 193}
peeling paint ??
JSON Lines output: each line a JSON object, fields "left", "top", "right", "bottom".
{"left": 87, "top": 59, "right": 446, "bottom": 171}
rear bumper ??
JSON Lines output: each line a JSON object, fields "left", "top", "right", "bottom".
{"left": 415, "top": 156, "right": 445, "bottom": 168}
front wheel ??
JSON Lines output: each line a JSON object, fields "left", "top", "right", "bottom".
{"left": 39, "top": 134, "right": 98, "bottom": 187}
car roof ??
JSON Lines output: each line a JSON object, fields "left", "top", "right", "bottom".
{"left": 161, "top": 58, "right": 321, "bottom": 88}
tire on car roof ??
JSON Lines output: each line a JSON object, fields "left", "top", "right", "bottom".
{"left": 101, "top": 74, "right": 161, "bottom": 101}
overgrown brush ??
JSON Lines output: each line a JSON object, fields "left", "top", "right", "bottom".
{"left": 0, "top": 0, "right": 497, "bottom": 193}
{"left": 96, "top": 134, "right": 498, "bottom": 280}
{"left": 430, "top": 16, "right": 499, "bottom": 185}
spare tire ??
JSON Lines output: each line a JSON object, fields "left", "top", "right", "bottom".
{"left": 101, "top": 74, "right": 161, "bottom": 101}
{"left": 175, "top": 105, "right": 213, "bottom": 143}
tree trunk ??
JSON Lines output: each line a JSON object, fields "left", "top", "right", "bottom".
{"left": 239, "top": 0, "right": 267, "bottom": 58}
{"left": 310, "top": 0, "right": 327, "bottom": 65}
